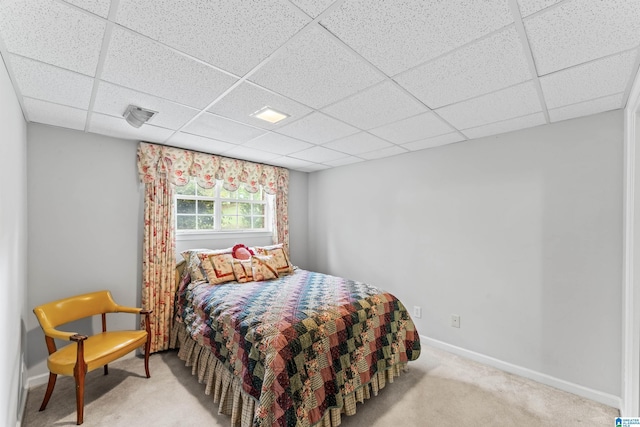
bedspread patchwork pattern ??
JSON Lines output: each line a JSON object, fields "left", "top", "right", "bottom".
{"left": 175, "top": 269, "right": 420, "bottom": 427}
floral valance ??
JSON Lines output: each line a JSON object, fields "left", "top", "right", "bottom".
{"left": 137, "top": 142, "right": 288, "bottom": 195}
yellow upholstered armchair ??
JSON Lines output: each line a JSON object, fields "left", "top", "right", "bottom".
{"left": 33, "top": 290, "right": 152, "bottom": 425}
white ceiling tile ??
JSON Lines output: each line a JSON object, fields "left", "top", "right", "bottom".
{"left": 208, "top": 82, "right": 312, "bottom": 130}
{"left": 540, "top": 51, "right": 637, "bottom": 109}
{"left": 297, "top": 163, "right": 331, "bottom": 172}
{"left": 322, "top": 81, "right": 427, "bottom": 130}
{"left": 402, "top": 132, "right": 466, "bottom": 151}
{"left": 268, "top": 156, "right": 317, "bottom": 170}
{"left": 115, "top": 0, "right": 310, "bottom": 76}
{"left": 323, "top": 156, "right": 365, "bottom": 167}
{"left": 275, "top": 112, "right": 359, "bottom": 145}
{"left": 358, "top": 145, "right": 408, "bottom": 160}
{"left": 63, "top": 0, "right": 111, "bottom": 17}
{"left": 101, "top": 27, "right": 238, "bottom": 109}
{"left": 369, "top": 112, "right": 454, "bottom": 144}
{"left": 0, "top": 0, "right": 105, "bottom": 76}
{"left": 525, "top": 0, "right": 640, "bottom": 75}
{"left": 23, "top": 98, "right": 87, "bottom": 130}
{"left": 517, "top": 0, "right": 563, "bottom": 17}
{"left": 289, "top": 146, "right": 346, "bottom": 163}
{"left": 462, "top": 112, "right": 546, "bottom": 140}
{"left": 93, "top": 82, "right": 200, "bottom": 130}
{"left": 167, "top": 132, "right": 237, "bottom": 154}
{"left": 395, "top": 27, "right": 532, "bottom": 108}
{"left": 435, "top": 82, "right": 542, "bottom": 130}
{"left": 323, "top": 132, "right": 393, "bottom": 155}
{"left": 321, "top": 0, "right": 513, "bottom": 76}
{"left": 9, "top": 55, "right": 93, "bottom": 109}
{"left": 183, "top": 113, "right": 266, "bottom": 144}
{"left": 249, "top": 25, "right": 384, "bottom": 109}
{"left": 242, "top": 133, "right": 313, "bottom": 155}
{"left": 289, "top": 0, "right": 335, "bottom": 18}
{"left": 89, "top": 112, "right": 174, "bottom": 142}
{"left": 549, "top": 93, "right": 624, "bottom": 123}
{"left": 223, "top": 145, "right": 281, "bottom": 163}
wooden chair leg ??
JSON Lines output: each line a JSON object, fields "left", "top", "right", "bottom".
{"left": 143, "top": 312, "right": 152, "bottom": 378}
{"left": 74, "top": 363, "right": 87, "bottom": 425}
{"left": 39, "top": 372, "right": 57, "bottom": 411}
{"left": 104, "top": 364, "right": 108, "bottom": 375}
{"left": 144, "top": 338, "right": 151, "bottom": 378}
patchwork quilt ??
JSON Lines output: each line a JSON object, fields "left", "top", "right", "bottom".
{"left": 175, "top": 269, "right": 421, "bottom": 427}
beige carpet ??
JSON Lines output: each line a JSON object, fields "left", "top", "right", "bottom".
{"left": 21, "top": 346, "right": 618, "bottom": 426}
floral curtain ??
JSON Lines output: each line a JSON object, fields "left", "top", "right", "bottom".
{"left": 138, "top": 144, "right": 176, "bottom": 353}
{"left": 136, "top": 142, "right": 290, "bottom": 352}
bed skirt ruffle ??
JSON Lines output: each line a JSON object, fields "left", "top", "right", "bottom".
{"left": 170, "top": 320, "right": 409, "bottom": 427}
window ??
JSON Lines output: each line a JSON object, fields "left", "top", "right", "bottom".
{"left": 175, "top": 177, "right": 272, "bottom": 233}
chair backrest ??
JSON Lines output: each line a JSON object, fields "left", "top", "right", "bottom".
{"left": 33, "top": 290, "right": 118, "bottom": 331}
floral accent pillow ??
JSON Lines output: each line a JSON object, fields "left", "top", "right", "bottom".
{"left": 181, "top": 249, "right": 215, "bottom": 283}
{"left": 254, "top": 244, "right": 293, "bottom": 275}
{"left": 251, "top": 255, "right": 279, "bottom": 282}
{"left": 181, "top": 248, "right": 233, "bottom": 284}
{"left": 203, "top": 252, "right": 236, "bottom": 285}
{"left": 232, "top": 259, "right": 254, "bottom": 283}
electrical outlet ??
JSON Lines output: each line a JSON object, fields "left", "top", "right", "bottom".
{"left": 451, "top": 314, "right": 460, "bottom": 328}
{"left": 413, "top": 306, "right": 422, "bottom": 319}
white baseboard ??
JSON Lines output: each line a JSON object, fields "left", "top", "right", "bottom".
{"left": 16, "top": 385, "right": 28, "bottom": 427}
{"left": 421, "top": 335, "right": 623, "bottom": 411}
{"left": 26, "top": 372, "right": 50, "bottom": 389}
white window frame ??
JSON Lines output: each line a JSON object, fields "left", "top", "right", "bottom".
{"left": 175, "top": 178, "right": 274, "bottom": 239}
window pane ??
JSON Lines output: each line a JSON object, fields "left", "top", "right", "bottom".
{"left": 222, "top": 201, "right": 237, "bottom": 215}
{"left": 253, "top": 217, "right": 264, "bottom": 228}
{"left": 221, "top": 216, "right": 238, "bottom": 229}
{"left": 177, "top": 199, "right": 196, "bottom": 214}
{"left": 220, "top": 188, "right": 233, "bottom": 198}
{"left": 238, "top": 202, "right": 251, "bottom": 215}
{"left": 252, "top": 189, "right": 264, "bottom": 200}
{"left": 198, "top": 200, "right": 214, "bottom": 215}
{"left": 175, "top": 180, "right": 195, "bottom": 195}
{"left": 177, "top": 215, "right": 196, "bottom": 230}
{"left": 237, "top": 187, "right": 250, "bottom": 200}
{"left": 197, "top": 185, "right": 215, "bottom": 198}
{"left": 253, "top": 204, "right": 264, "bottom": 215}
{"left": 239, "top": 216, "right": 251, "bottom": 228}
{"left": 197, "top": 216, "right": 214, "bottom": 229}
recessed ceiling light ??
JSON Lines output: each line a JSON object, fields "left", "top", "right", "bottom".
{"left": 123, "top": 105, "right": 158, "bottom": 128}
{"left": 250, "top": 106, "right": 289, "bottom": 124}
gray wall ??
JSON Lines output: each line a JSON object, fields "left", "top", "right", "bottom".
{"left": 26, "top": 125, "right": 310, "bottom": 379}
{"left": 308, "top": 110, "right": 623, "bottom": 396}
{"left": 0, "top": 57, "right": 28, "bottom": 425}
{"left": 27, "top": 125, "right": 143, "bottom": 379}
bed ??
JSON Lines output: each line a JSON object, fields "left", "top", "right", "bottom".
{"left": 170, "top": 247, "right": 421, "bottom": 427}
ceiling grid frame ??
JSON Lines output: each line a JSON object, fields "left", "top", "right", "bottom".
{"left": 0, "top": 0, "right": 637, "bottom": 172}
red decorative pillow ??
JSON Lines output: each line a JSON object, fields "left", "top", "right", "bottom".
{"left": 232, "top": 243, "right": 255, "bottom": 260}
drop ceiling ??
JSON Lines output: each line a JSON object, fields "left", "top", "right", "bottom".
{"left": 1, "top": 0, "right": 639, "bottom": 173}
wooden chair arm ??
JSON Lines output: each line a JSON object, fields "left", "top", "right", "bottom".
{"left": 43, "top": 327, "right": 77, "bottom": 341}
{"left": 70, "top": 334, "right": 88, "bottom": 342}
{"left": 113, "top": 305, "right": 143, "bottom": 315}
{"left": 140, "top": 309, "right": 153, "bottom": 315}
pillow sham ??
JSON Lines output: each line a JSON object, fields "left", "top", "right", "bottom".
{"left": 203, "top": 252, "right": 236, "bottom": 285}
{"left": 251, "top": 255, "right": 279, "bottom": 282}
{"left": 180, "top": 249, "right": 214, "bottom": 283}
{"left": 254, "top": 243, "right": 293, "bottom": 275}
